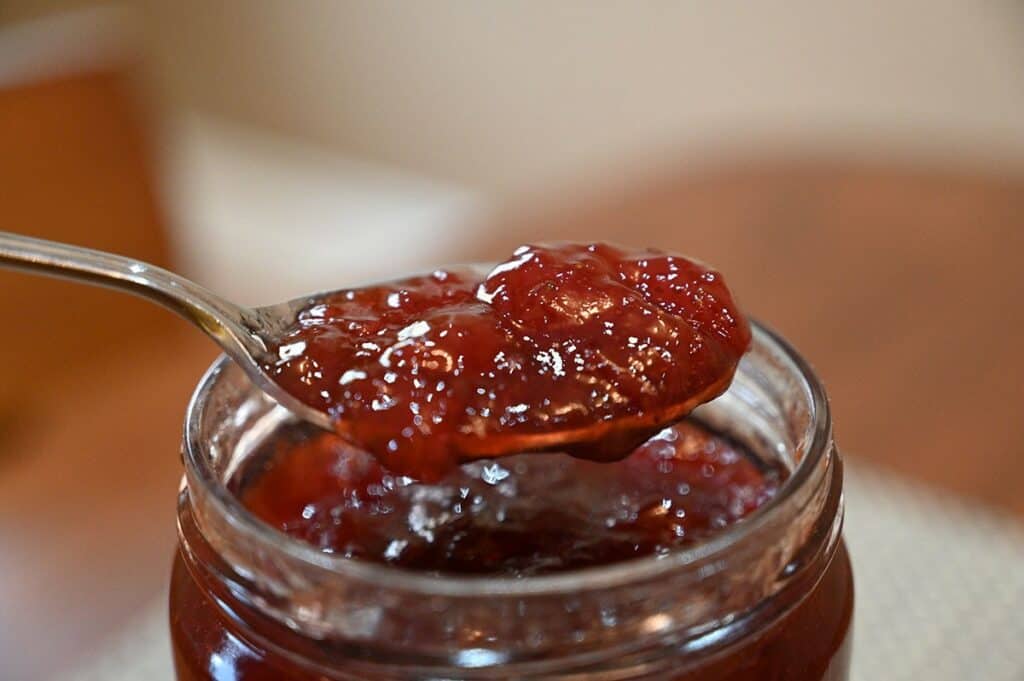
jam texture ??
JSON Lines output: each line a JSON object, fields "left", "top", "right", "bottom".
{"left": 170, "top": 243, "right": 855, "bottom": 681}
{"left": 239, "top": 421, "right": 780, "bottom": 575}
{"left": 266, "top": 243, "right": 750, "bottom": 479}
{"left": 173, "top": 418, "right": 850, "bottom": 680}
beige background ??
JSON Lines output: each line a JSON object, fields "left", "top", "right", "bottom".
{"left": 7, "top": 1, "right": 1023, "bottom": 195}
{"left": 137, "top": 1, "right": 1024, "bottom": 195}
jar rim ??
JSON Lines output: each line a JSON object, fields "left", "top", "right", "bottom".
{"left": 182, "top": 319, "right": 831, "bottom": 598}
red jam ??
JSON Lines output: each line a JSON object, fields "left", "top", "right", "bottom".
{"left": 266, "top": 242, "right": 750, "bottom": 480}
{"left": 172, "top": 417, "right": 853, "bottom": 681}
{"left": 171, "top": 244, "right": 853, "bottom": 680}
{"left": 236, "top": 420, "right": 781, "bottom": 574}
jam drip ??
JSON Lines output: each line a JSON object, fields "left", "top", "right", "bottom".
{"left": 266, "top": 243, "right": 750, "bottom": 480}
{"left": 239, "top": 421, "right": 780, "bottom": 576}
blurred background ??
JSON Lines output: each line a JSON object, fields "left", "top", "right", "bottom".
{"left": 1, "top": 2, "right": 1022, "bottom": 680}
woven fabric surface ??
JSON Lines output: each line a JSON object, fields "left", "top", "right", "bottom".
{"left": 55, "top": 460, "right": 1024, "bottom": 681}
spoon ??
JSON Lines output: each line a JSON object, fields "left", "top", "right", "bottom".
{"left": 0, "top": 231, "right": 333, "bottom": 431}
{"left": 0, "top": 232, "right": 742, "bottom": 467}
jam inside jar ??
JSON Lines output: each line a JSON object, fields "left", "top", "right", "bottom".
{"left": 170, "top": 323, "right": 853, "bottom": 680}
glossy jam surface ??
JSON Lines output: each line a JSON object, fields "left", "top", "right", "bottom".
{"left": 266, "top": 243, "right": 750, "bottom": 479}
{"left": 236, "top": 420, "right": 780, "bottom": 575}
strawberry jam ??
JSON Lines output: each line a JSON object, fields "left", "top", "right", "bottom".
{"left": 265, "top": 243, "right": 750, "bottom": 480}
{"left": 172, "top": 325, "right": 851, "bottom": 679}
{"left": 172, "top": 404, "right": 852, "bottom": 681}
{"left": 171, "top": 245, "right": 853, "bottom": 680}
{"left": 236, "top": 419, "right": 781, "bottom": 575}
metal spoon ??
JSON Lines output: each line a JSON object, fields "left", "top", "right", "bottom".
{"left": 0, "top": 230, "right": 333, "bottom": 431}
{"left": 1, "top": 231, "right": 737, "bottom": 463}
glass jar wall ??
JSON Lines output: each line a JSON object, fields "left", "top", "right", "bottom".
{"left": 170, "top": 323, "right": 853, "bottom": 680}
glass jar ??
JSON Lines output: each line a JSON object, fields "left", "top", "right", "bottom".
{"left": 170, "top": 322, "right": 853, "bottom": 680}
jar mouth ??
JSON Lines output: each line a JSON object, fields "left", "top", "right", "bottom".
{"left": 182, "top": 320, "right": 831, "bottom": 598}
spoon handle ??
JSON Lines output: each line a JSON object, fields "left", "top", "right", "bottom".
{"left": 0, "top": 230, "right": 270, "bottom": 361}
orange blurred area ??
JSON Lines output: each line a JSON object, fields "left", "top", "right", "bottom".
{"left": 0, "top": 69, "right": 216, "bottom": 680}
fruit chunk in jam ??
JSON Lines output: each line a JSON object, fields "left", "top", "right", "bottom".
{"left": 265, "top": 243, "right": 750, "bottom": 480}
{"left": 237, "top": 419, "right": 781, "bottom": 575}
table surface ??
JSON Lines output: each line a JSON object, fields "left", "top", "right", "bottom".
{"left": 2, "top": 68, "right": 1022, "bottom": 681}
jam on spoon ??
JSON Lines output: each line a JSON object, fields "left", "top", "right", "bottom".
{"left": 266, "top": 242, "right": 750, "bottom": 480}
{"left": 0, "top": 233, "right": 748, "bottom": 480}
